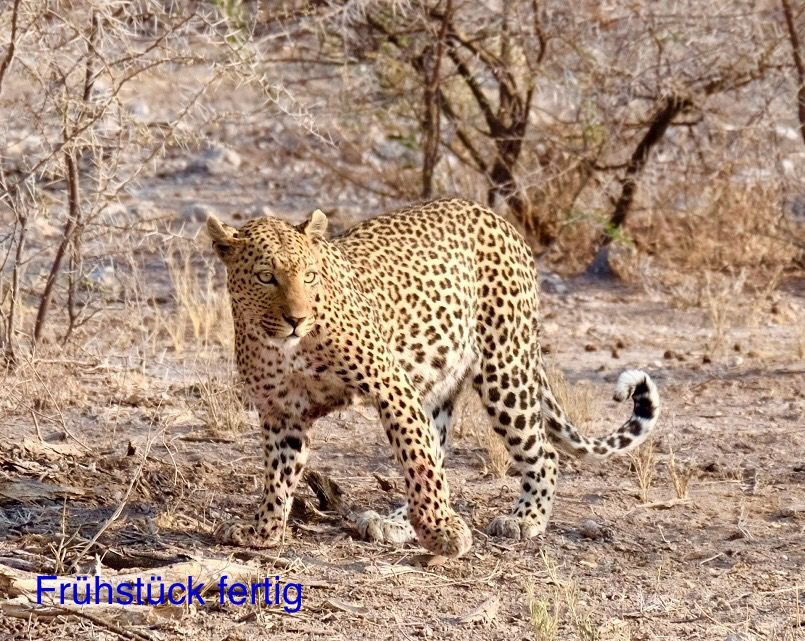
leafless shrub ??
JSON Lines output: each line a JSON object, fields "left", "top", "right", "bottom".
{"left": 0, "top": 2, "right": 284, "bottom": 361}
{"left": 265, "top": 1, "right": 803, "bottom": 279}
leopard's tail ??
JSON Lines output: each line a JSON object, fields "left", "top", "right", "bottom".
{"left": 540, "top": 368, "right": 660, "bottom": 459}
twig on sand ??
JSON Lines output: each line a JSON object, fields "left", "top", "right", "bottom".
{"left": 58, "top": 607, "right": 155, "bottom": 641}
{"left": 0, "top": 601, "right": 154, "bottom": 641}
{"left": 624, "top": 497, "right": 689, "bottom": 515}
{"left": 68, "top": 422, "right": 159, "bottom": 573}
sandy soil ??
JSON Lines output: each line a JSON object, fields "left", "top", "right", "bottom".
{"left": 1, "top": 270, "right": 803, "bottom": 641}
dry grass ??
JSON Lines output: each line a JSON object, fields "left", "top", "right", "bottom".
{"left": 653, "top": 185, "right": 800, "bottom": 274}
{"left": 528, "top": 587, "right": 559, "bottom": 641}
{"left": 468, "top": 421, "right": 510, "bottom": 479}
{"left": 798, "top": 325, "right": 805, "bottom": 361}
{"left": 528, "top": 551, "right": 562, "bottom": 641}
{"left": 615, "top": 184, "right": 803, "bottom": 358}
{"left": 646, "top": 262, "right": 791, "bottom": 359}
{"left": 544, "top": 177, "right": 803, "bottom": 280}
{"left": 193, "top": 373, "right": 248, "bottom": 435}
{"left": 456, "top": 388, "right": 511, "bottom": 478}
{"left": 701, "top": 271, "right": 743, "bottom": 355}
{"left": 528, "top": 550, "right": 604, "bottom": 641}
{"left": 160, "top": 246, "right": 231, "bottom": 355}
{"left": 564, "top": 579, "right": 601, "bottom": 641}
{"left": 0, "top": 356, "right": 89, "bottom": 443}
{"left": 544, "top": 361, "right": 597, "bottom": 427}
{"left": 667, "top": 443, "right": 693, "bottom": 500}
{"left": 629, "top": 439, "right": 656, "bottom": 504}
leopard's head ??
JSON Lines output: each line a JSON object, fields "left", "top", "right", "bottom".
{"left": 207, "top": 209, "right": 328, "bottom": 340}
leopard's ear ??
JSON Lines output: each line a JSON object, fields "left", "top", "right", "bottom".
{"left": 298, "top": 209, "right": 328, "bottom": 239}
{"left": 207, "top": 215, "right": 239, "bottom": 261}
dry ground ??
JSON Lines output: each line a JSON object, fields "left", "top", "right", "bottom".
{"left": 2, "top": 5, "right": 804, "bottom": 639}
{"left": 1, "top": 266, "right": 803, "bottom": 641}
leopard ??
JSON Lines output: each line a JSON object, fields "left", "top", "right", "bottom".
{"left": 206, "top": 197, "right": 660, "bottom": 558}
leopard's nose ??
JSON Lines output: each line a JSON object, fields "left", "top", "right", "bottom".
{"left": 283, "top": 314, "right": 306, "bottom": 329}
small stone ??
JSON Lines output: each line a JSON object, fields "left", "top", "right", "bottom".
{"left": 775, "top": 503, "right": 805, "bottom": 518}
{"left": 7, "top": 132, "right": 44, "bottom": 157}
{"left": 579, "top": 519, "right": 605, "bottom": 540}
{"left": 584, "top": 344, "right": 597, "bottom": 352}
{"left": 372, "top": 138, "right": 419, "bottom": 166}
{"left": 663, "top": 350, "right": 674, "bottom": 359}
{"left": 733, "top": 343, "right": 742, "bottom": 352}
{"left": 339, "top": 142, "right": 364, "bottom": 165}
{"left": 581, "top": 493, "right": 604, "bottom": 505}
{"left": 97, "top": 202, "right": 130, "bottom": 225}
{"left": 610, "top": 348, "right": 620, "bottom": 359}
{"left": 702, "top": 354, "right": 712, "bottom": 364}
{"left": 701, "top": 461, "right": 721, "bottom": 475}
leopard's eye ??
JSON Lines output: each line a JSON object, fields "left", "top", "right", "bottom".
{"left": 304, "top": 271, "right": 317, "bottom": 285}
{"left": 255, "top": 272, "right": 277, "bottom": 286}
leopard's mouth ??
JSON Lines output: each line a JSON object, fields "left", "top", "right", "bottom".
{"left": 259, "top": 318, "right": 313, "bottom": 340}
{"left": 287, "top": 321, "right": 314, "bottom": 339}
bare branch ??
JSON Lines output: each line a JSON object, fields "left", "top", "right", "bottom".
{"left": 781, "top": 0, "right": 805, "bottom": 145}
{"left": 0, "top": 0, "right": 22, "bottom": 97}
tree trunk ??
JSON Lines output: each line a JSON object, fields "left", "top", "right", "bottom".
{"left": 421, "top": 0, "right": 451, "bottom": 198}
{"left": 587, "top": 93, "right": 692, "bottom": 277}
{"left": 33, "top": 150, "right": 80, "bottom": 346}
{"left": 781, "top": 0, "right": 805, "bottom": 146}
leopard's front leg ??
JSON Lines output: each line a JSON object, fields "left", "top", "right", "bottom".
{"left": 216, "top": 415, "right": 309, "bottom": 547}
{"left": 371, "top": 365, "right": 473, "bottom": 558}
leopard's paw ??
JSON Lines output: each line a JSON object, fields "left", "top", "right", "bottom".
{"left": 486, "top": 515, "right": 545, "bottom": 541}
{"left": 214, "top": 518, "right": 279, "bottom": 548}
{"left": 355, "top": 509, "right": 417, "bottom": 545}
{"left": 417, "top": 511, "right": 473, "bottom": 558}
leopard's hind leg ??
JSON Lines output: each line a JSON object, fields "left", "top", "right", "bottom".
{"left": 472, "top": 343, "right": 558, "bottom": 540}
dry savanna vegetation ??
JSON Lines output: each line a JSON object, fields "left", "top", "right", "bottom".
{"left": 1, "top": 1, "right": 803, "bottom": 640}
